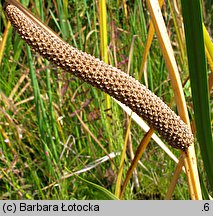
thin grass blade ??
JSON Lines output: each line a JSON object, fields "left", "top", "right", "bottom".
{"left": 181, "top": 0, "right": 213, "bottom": 191}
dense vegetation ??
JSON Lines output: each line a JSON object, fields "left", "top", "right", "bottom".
{"left": 0, "top": 0, "right": 212, "bottom": 199}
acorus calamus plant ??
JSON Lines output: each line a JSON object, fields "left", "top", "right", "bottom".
{"left": 1, "top": 0, "right": 211, "bottom": 200}
{"left": 4, "top": 3, "right": 193, "bottom": 151}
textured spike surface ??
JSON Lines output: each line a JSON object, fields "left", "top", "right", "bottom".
{"left": 5, "top": 4, "right": 194, "bottom": 151}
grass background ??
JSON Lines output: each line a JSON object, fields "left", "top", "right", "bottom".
{"left": 0, "top": 0, "right": 212, "bottom": 199}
